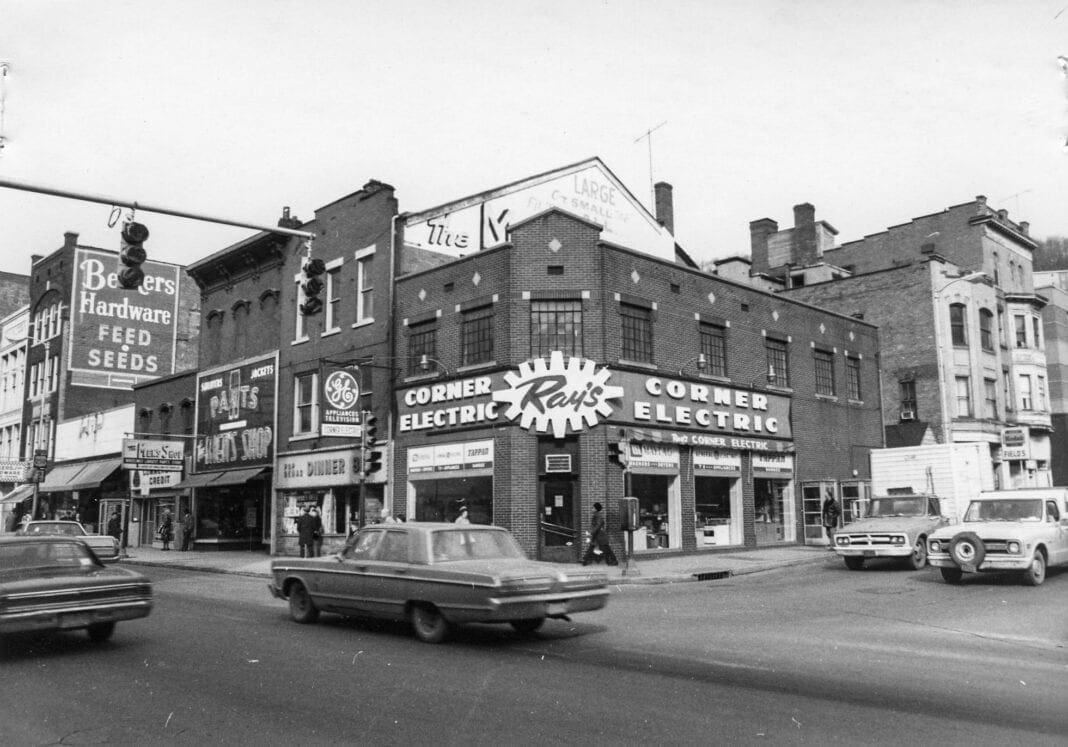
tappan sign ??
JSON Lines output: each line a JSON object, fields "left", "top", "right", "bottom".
{"left": 68, "top": 247, "right": 182, "bottom": 390}
{"left": 194, "top": 353, "right": 277, "bottom": 471}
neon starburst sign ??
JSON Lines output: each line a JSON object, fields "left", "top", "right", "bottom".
{"left": 492, "top": 352, "right": 624, "bottom": 438}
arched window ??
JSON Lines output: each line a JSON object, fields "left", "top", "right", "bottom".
{"left": 949, "top": 303, "right": 967, "bottom": 346}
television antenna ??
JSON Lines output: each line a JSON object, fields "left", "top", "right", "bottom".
{"left": 634, "top": 120, "right": 668, "bottom": 207}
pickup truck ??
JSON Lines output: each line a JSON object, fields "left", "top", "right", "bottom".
{"left": 833, "top": 494, "right": 947, "bottom": 571}
{"left": 927, "top": 488, "right": 1068, "bottom": 586}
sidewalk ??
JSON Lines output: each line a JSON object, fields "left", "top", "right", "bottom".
{"left": 117, "top": 544, "right": 832, "bottom": 584}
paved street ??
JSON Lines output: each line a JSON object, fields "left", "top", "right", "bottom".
{"left": 2, "top": 557, "right": 1065, "bottom": 745}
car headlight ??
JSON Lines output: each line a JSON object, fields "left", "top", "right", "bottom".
{"left": 836, "top": 536, "right": 850, "bottom": 546}
{"left": 892, "top": 536, "right": 906, "bottom": 545}
{"left": 1007, "top": 541, "right": 1021, "bottom": 554}
{"left": 929, "top": 540, "right": 942, "bottom": 552}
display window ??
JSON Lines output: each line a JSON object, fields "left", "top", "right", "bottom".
{"left": 411, "top": 476, "right": 492, "bottom": 524}
{"left": 630, "top": 473, "right": 680, "bottom": 551}
{"left": 694, "top": 475, "right": 742, "bottom": 547}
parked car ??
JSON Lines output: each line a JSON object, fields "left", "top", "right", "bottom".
{"left": 927, "top": 488, "right": 1068, "bottom": 586}
{"left": 269, "top": 522, "right": 610, "bottom": 643}
{"left": 0, "top": 536, "right": 153, "bottom": 641}
{"left": 17, "top": 520, "right": 121, "bottom": 562}
{"left": 834, "top": 494, "right": 947, "bottom": 570}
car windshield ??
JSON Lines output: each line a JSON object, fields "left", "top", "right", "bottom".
{"left": 0, "top": 541, "right": 98, "bottom": 571}
{"left": 25, "top": 522, "right": 83, "bottom": 536}
{"left": 868, "top": 497, "right": 927, "bottom": 517}
{"left": 963, "top": 499, "right": 1043, "bottom": 522}
{"left": 430, "top": 529, "right": 526, "bottom": 563}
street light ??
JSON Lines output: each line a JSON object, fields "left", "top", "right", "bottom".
{"left": 678, "top": 353, "right": 707, "bottom": 376}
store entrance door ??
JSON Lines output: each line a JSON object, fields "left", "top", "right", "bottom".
{"left": 540, "top": 477, "right": 578, "bottom": 562}
{"left": 754, "top": 478, "right": 788, "bottom": 545}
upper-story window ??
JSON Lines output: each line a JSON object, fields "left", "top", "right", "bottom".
{"left": 293, "top": 371, "right": 319, "bottom": 436}
{"left": 620, "top": 302, "right": 653, "bottom": 363}
{"left": 1014, "top": 315, "right": 1027, "bottom": 348}
{"left": 955, "top": 376, "right": 972, "bottom": 417}
{"left": 33, "top": 301, "right": 61, "bottom": 344}
{"left": 1032, "top": 316, "right": 1043, "bottom": 350}
{"left": 813, "top": 349, "right": 835, "bottom": 396}
{"left": 899, "top": 380, "right": 917, "bottom": 419}
{"left": 766, "top": 337, "right": 790, "bottom": 388}
{"left": 354, "top": 245, "right": 375, "bottom": 327}
{"left": 1017, "top": 374, "right": 1033, "bottom": 410}
{"left": 978, "top": 309, "right": 994, "bottom": 351}
{"left": 1036, "top": 375, "right": 1047, "bottom": 411}
{"left": 324, "top": 258, "right": 343, "bottom": 335}
{"left": 846, "top": 355, "right": 862, "bottom": 400}
{"left": 699, "top": 323, "right": 728, "bottom": 378}
{"left": 461, "top": 304, "right": 494, "bottom": 367}
{"left": 949, "top": 303, "right": 967, "bottom": 346}
{"left": 983, "top": 378, "right": 998, "bottom": 419}
{"left": 407, "top": 320, "right": 438, "bottom": 376}
{"left": 531, "top": 299, "right": 583, "bottom": 358}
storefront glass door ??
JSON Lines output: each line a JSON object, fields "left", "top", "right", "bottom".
{"left": 540, "top": 478, "right": 577, "bottom": 562}
{"left": 754, "top": 478, "right": 788, "bottom": 545}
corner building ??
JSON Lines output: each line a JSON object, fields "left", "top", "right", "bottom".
{"left": 391, "top": 161, "right": 883, "bottom": 561}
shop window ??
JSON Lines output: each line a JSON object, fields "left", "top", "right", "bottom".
{"left": 813, "top": 349, "right": 835, "bottom": 396}
{"left": 631, "top": 473, "right": 676, "bottom": 551}
{"left": 294, "top": 372, "right": 319, "bottom": 435}
{"left": 461, "top": 304, "right": 494, "bottom": 366}
{"left": 979, "top": 309, "right": 994, "bottom": 351}
{"left": 765, "top": 337, "right": 790, "bottom": 387}
{"left": 699, "top": 323, "right": 727, "bottom": 377}
{"left": 530, "top": 299, "right": 583, "bottom": 358}
{"left": 413, "top": 476, "right": 492, "bottom": 525}
{"left": 846, "top": 355, "right": 862, "bottom": 400}
{"left": 955, "top": 376, "right": 972, "bottom": 417}
{"left": 949, "top": 303, "right": 967, "bottom": 346}
{"left": 694, "top": 475, "right": 738, "bottom": 547}
{"left": 407, "top": 321, "right": 438, "bottom": 376}
{"left": 620, "top": 302, "right": 653, "bottom": 363}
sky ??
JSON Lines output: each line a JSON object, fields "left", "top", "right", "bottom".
{"left": 0, "top": 0, "right": 1066, "bottom": 277}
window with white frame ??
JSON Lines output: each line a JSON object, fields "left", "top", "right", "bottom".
{"left": 955, "top": 376, "right": 972, "bottom": 417}
{"left": 846, "top": 356, "right": 861, "bottom": 400}
{"left": 1018, "top": 374, "right": 1032, "bottom": 410}
{"left": 294, "top": 372, "right": 319, "bottom": 435}
{"left": 1032, "top": 315, "right": 1043, "bottom": 350}
{"left": 324, "top": 258, "right": 343, "bottom": 335}
{"left": 1036, "top": 375, "right": 1047, "bottom": 411}
{"left": 983, "top": 378, "right": 997, "bottom": 419}
{"left": 354, "top": 245, "right": 374, "bottom": 326}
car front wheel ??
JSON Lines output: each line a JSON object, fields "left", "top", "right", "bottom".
{"left": 510, "top": 618, "right": 546, "bottom": 634}
{"left": 410, "top": 604, "right": 452, "bottom": 644}
{"left": 940, "top": 567, "right": 963, "bottom": 584}
{"left": 288, "top": 582, "right": 320, "bottom": 624}
{"left": 1022, "top": 550, "right": 1046, "bottom": 587}
{"left": 844, "top": 556, "right": 864, "bottom": 571}
{"left": 87, "top": 622, "right": 115, "bottom": 642}
{"left": 906, "top": 537, "right": 927, "bottom": 570}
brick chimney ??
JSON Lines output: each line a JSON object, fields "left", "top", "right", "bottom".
{"left": 63, "top": 231, "right": 78, "bottom": 249}
{"left": 1019, "top": 221, "right": 1030, "bottom": 236}
{"left": 654, "top": 181, "right": 674, "bottom": 234}
{"left": 749, "top": 218, "right": 779, "bottom": 275}
{"left": 793, "top": 203, "right": 818, "bottom": 266}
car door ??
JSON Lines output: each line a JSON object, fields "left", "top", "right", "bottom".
{"left": 355, "top": 529, "right": 413, "bottom": 620}
{"left": 321, "top": 529, "right": 384, "bottom": 615}
{"left": 1047, "top": 500, "right": 1068, "bottom": 566}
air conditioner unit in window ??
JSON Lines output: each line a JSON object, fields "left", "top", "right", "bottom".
{"left": 900, "top": 408, "right": 916, "bottom": 421}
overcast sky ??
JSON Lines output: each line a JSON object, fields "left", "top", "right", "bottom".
{"left": 0, "top": 0, "right": 1065, "bottom": 277}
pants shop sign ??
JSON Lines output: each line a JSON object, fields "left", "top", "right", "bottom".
{"left": 194, "top": 353, "right": 277, "bottom": 471}
{"left": 68, "top": 248, "right": 181, "bottom": 390}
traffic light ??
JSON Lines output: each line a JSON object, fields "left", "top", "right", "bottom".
{"left": 360, "top": 411, "right": 383, "bottom": 478}
{"left": 299, "top": 257, "right": 326, "bottom": 316}
{"left": 608, "top": 440, "right": 629, "bottom": 468}
{"left": 118, "top": 221, "right": 150, "bottom": 290}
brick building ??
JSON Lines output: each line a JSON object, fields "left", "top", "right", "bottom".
{"left": 390, "top": 160, "right": 883, "bottom": 561}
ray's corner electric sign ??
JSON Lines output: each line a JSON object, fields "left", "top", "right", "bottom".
{"left": 194, "top": 353, "right": 278, "bottom": 472}
{"left": 68, "top": 247, "right": 182, "bottom": 390}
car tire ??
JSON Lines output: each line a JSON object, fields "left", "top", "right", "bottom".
{"left": 510, "top": 618, "right": 546, "bottom": 635}
{"left": 1021, "top": 550, "right": 1046, "bottom": 587}
{"left": 288, "top": 582, "right": 320, "bottom": 624}
{"left": 906, "top": 537, "right": 928, "bottom": 571}
{"left": 940, "top": 567, "right": 963, "bottom": 584}
{"left": 948, "top": 532, "right": 985, "bottom": 568}
{"left": 843, "top": 556, "right": 864, "bottom": 571}
{"left": 87, "top": 622, "right": 116, "bottom": 642}
{"left": 410, "top": 604, "right": 451, "bottom": 644}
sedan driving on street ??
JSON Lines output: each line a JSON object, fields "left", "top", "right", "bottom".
{"left": 269, "top": 522, "right": 610, "bottom": 643}
{"left": 17, "top": 520, "right": 122, "bottom": 562}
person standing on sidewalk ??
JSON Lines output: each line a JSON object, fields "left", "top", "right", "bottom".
{"left": 295, "top": 506, "right": 315, "bottom": 558}
{"left": 158, "top": 510, "right": 174, "bottom": 551}
{"left": 582, "top": 502, "right": 618, "bottom": 566}
{"left": 309, "top": 507, "right": 324, "bottom": 557}
{"left": 821, "top": 491, "right": 841, "bottom": 549}
{"left": 180, "top": 510, "right": 195, "bottom": 551}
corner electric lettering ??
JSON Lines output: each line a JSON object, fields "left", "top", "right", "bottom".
{"left": 633, "top": 377, "right": 781, "bottom": 435}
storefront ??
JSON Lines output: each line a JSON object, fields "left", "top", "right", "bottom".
{"left": 405, "top": 439, "right": 494, "bottom": 524}
{"left": 36, "top": 457, "right": 125, "bottom": 532}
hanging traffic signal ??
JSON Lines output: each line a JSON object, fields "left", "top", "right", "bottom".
{"left": 608, "top": 440, "right": 630, "bottom": 468}
{"left": 299, "top": 257, "right": 326, "bottom": 315}
{"left": 118, "top": 221, "right": 150, "bottom": 289}
{"left": 360, "top": 411, "right": 382, "bottom": 477}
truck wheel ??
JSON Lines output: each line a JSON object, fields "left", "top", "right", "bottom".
{"left": 940, "top": 567, "right": 963, "bottom": 584}
{"left": 1021, "top": 550, "right": 1046, "bottom": 587}
{"left": 948, "top": 532, "right": 985, "bottom": 568}
{"left": 843, "top": 556, "right": 864, "bottom": 570}
{"left": 906, "top": 537, "right": 927, "bottom": 570}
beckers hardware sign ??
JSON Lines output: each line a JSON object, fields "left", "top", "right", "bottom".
{"left": 194, "top": 353, "right": 277, "bottom": 471}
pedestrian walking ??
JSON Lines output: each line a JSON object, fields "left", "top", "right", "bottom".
{"left": 582, "top": 502, "right": 618, "bottom": 566}
{"left": 295, "top": 506, "right": 315, "bottom": 558}
{"left": 822, "top": 491, "right": 841, "bottom": 549}
{"left": 310, "top": 507, "right": 324, "bottom": 557}
{"left": 180, "top": 510, "right": 195, "bottom": 551}
{"left": 158, "top": 509, "right": 174, "bottom": 551}
{"left": 107, "top": 510, "right": 122, "bottom": 540}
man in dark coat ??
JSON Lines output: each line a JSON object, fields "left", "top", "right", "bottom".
{"left": 180, "top": 510, "right": 195, "bottom": 551}
{"left": 295, "top": 506, "right": 315, "bottom": 558}
{"left": 107, "top": 511, "right": 122, "bottom": 540}
{"left": 582, "top": 502, "right": 619, "bottom": 566}
{"left": 822, "top": 491, "right": 841, "bottom": 549}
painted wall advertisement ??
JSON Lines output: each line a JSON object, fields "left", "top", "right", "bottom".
{"left": 194, "top": 353, "right": 277, "bottom": 472}
{"left": 68, "top": 247, "right": 182, "bottom": 389}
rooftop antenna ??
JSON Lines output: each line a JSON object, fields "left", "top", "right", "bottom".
{"left": 996, "top": 189, "right": 1033, "bottom": 216}
{"left": 633, "top": 120, "right": 667, "bottom": 207}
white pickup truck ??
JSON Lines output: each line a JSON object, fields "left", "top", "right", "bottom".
{"left": 833, "top": 494, "right": 947, "bottom": 571}
{"left": 927, "top": 488, "right": 1068, "bottom": 586}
